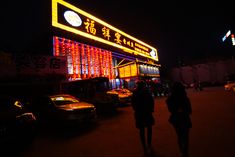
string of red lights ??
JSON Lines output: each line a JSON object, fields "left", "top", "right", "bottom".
{"left": 53, "top": 36, "right": 114, "bottom": 80}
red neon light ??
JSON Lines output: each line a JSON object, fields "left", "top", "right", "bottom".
{"left": 53, "top": 36, "right": 60, "bottom": 56}
{"left": 91, "top": 47, "right": 95, "bottom": 77}
{"left": 87, "top": 46, "right": 91, "bottom": 78}
{"left": 53, "top": 36, "right": 114, "bottom": 80}
{"left": 75, "top": 43, "right": 81, "bottom": 78}
{"left": 71, "top": 41, "right": 76, "bottom": 79}
{"left": 109, "top": 51, "right": 114, "bottom": 79}
{"left": 81, "top": 44, "right": 86, "bottom": 79}
{"left": 95, "top": 48, "right": 99, "bottom": 77}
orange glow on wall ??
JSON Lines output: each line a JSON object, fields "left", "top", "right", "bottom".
{"left": 53, "top": 36, "right": 114, "bottom": 80}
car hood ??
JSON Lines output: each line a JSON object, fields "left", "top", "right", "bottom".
{"left": 118, "top": 93, "right": 131, "bottom": 98}
{"left": 57, "top": 102, "right": 95, "bottom": 111}
{"left": 1, "top": 108, "right": 36, "bottom": 123}
{"left": 107, "top": 91, "right": 118, "bottom": 95}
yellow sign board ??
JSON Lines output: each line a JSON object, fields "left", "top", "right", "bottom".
{"left": 52, "top": 0, "right": 158, "bottom": 61}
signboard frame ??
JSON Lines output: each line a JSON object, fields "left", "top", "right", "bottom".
{"left": 52, "top": 0, "right": 158, "bottom": 61}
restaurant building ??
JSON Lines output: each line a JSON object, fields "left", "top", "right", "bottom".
{"left": 51, "top": 0, "right": 160, "bottom": 89}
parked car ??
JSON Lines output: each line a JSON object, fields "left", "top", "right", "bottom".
{"left": 27, "top": 94, "right": 97, "bottom": 126}
{"left": 61, "top": 77, "right": 119, "bottom": 114}
{"left": 0, "top": 95, "right": 36, "bottom": 145}
{"left": 224, "top": 81, "right": 235, "bottom": 91}
{"left": 107, "top": 88, "right": 133, "bottom": 105}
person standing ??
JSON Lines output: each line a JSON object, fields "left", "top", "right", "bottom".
{"left": 166, "top": 82, "right": 192, "bottom": 157}
{"left": 131, "top": 80, "right": 155, "bottom": 154}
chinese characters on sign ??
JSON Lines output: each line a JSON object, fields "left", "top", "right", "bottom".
{"left": 102, "top": 27, "right": 111, "bottom": 40}
{"left": 84, "top": 19, "right": 96, "bottom": 35}
{"left": 82, "top": 17, "right": 149, "bottom": 55}
{"left": 0, "top": 52, "right": 67, "bottom": 77}
{"left": 53, "top": 0, "right": 158, "bottom": 61}
{"left": 13, "top": 54, "right": 67, "bottom": 75}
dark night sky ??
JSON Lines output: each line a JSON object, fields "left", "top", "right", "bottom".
{"left": 0, "top": 0, "right": 234, "bottom": 70}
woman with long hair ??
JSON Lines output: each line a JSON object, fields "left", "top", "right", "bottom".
{"left": 166, "top": 82, "right": 192, "bottom": 157}
{"left": 131, "top": 80, "right": 155, "bottom": 154}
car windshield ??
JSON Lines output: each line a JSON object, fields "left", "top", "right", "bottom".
{"left": 114, "top": 89, "right": 130, "bottom": 93}
{"left": 114, "top": 89, "right": 122, "bottom": 92}
{"left": 50, "top": 96, "right": 80, "bottom": 106}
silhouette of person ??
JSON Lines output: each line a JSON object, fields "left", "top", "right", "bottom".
{"left": 166, "top": 82, "right": 192, "bottom": 157}
{"left": 131, "top": 80, "right": 155, "bottom": 154}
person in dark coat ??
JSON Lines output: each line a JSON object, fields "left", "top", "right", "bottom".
{"left": 131, "top": 80, "right": 155, "bottom": 153}
{"left": 166, "top": 82, "right": 192, "bottom": 157}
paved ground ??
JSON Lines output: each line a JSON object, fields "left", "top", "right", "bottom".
{"left": 6, "top": 86, "right": 235, "bottom": 157}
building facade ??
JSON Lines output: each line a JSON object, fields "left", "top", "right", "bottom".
{"left": 51, "top": 0, "right": 160, "bottom": 89}
{"left": 170, "top": 59, "right": 235, "bottom": 86}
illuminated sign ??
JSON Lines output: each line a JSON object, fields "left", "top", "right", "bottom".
{"left": 226, "top": 30, "right": 231, "bottom": 37}
{"left": 119, "top": 63, "right": 137, "bottom": 78}
{"left": 139, "top": 64, "right": 160, "bottom": 77}
{"left": 52, "top": 0, "right": 158, "bottom": 61}
{"left": 118, "top": 63, "right": 159, "bottom": 78}
{"left": 222, "top": 30, "right": 231, "bottom": 42}
{"left": 222, "top": 30, "right": 235, "bottom": 46}
{"left": 0, "top": 52, "right": 67, "bottom": 76}
{"left": 64, "top": 10, "right": 82, "bottom": 27}
{"left": 231, "top": 34, "right": 235, "bottom": 46}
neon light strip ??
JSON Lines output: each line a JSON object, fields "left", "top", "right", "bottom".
{"left": 112, "top": 51, "right": 136, "bottom": 60}
{"left": 231, "top": 34, "right": 235, "bottom": 46}
{"left": 226, "top": 30, "right": 231, "bottom": 37}
{"left": 52, "top": 0, "right": 158, "bottom": 61}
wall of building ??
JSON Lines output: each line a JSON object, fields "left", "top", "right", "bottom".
{"left": 170, "top": 59, "right": 235, "bottom": 86}
{"left": 0, "top": 52, "right": 67, "bottom": 79}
